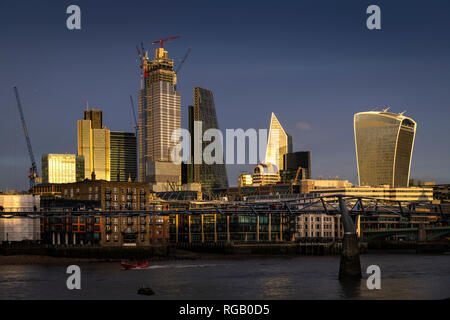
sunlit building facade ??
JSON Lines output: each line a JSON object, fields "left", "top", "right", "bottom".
{"left": 354, "top": 110, "right": 416, "bottom": 187}
{"left": 41, "top": 154, "right": 84, "bottom": 184}
{"left": 0, "top": 194, "right": 41, "bottom": 242}
{"left": 252, "top": 163, "right": 280, "bottom": 186}
{"left": 238, "top": 174, "right": 253, "bottom": 187}
{"left": 139, "top": 47, "right": 181, "bottom": 183}
{"left": 77, "top": 109, "right": 110, "bottom": 181}
{"left": 265, "top": 113, "right": 292, "bottom": 172}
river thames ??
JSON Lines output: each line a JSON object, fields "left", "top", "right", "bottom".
{"left": 0, "top": 254, "right": 449, "bottom": 300}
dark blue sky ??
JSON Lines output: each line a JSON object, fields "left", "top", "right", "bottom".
{"left": 1, "top": 0, "right": 449, "bottom": 190}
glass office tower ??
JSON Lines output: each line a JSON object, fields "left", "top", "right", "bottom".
{"left": 185, "top": 87, "right": 228, "bottom": 191}
{"left": 265, "top": 113, "right": 292, "bottom": 172}
{"left": 354, "top": 110, "right": 416, "bottom": 187}
{"left": 41, "top": 154, "right": 84, "bottom": 183}
{"left": 110, "top": 131, "right": 137, "bottom": 182}
{"left": 77, "top": 109, "right": 110, "bottom": 181}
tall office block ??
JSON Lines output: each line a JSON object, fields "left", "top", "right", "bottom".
{"left": 77, "top": 109, "right": 110, "bottom": 181}
{"left": 41, "top": 154, "right": 84, "bottom": 183}
{"left": 110, "top": 131, "right": 137, "bottom": 182}
{"left": 265, "top": 113, "right": 292, "bottom": 172}
{"left": 186, "top": 87, "right": 228, "bottom": 191}
{"left": 139, "top": 46, "right": 181, "bottom": 183}
{"left": 354, "top": 110, "right": 416, "bottom": 187}
{"left": 281, "top": 151, "right": 311, "bottom": 183}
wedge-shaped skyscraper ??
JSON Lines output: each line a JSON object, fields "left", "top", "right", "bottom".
{"left": 186, "top": 87, "right": 228, "bottom": 191}
{"left": 354, "top": 110, "right": 416, "bottom": 187}
{"left": 265, "top": 113, "right": 292, "bottom": 172}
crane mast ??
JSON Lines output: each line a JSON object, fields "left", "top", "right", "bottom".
{"left": 129, "top": 94, "right": 138, "bottom": 135}
{"left": 13, "top": 86, "right": 39, "bottom": 190}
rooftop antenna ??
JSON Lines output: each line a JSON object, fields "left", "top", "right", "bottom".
{"left": 382, "top": 106, "right": 390, "bottom": 112}
{"left": 399, "top": 110, "right": 407, "bottom": 116}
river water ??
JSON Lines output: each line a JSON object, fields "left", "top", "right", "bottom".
{"left": 0, "top": 254, "right": 449, "bottom": 300}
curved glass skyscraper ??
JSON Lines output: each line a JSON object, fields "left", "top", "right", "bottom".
{"left": 354, "top": 110, "right": 416, "bottom": 187}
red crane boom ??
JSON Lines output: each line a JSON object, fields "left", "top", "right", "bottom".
{"left": 151, "top": 35, "right": 181, "bottom": 49}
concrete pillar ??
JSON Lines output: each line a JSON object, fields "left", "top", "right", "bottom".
{"left": 280, "top": 215, "right": 283, "bottom": 242}
{"left": 65, "top": 233, "right": 68, "bottom": 246}
{"left": 175, "top": 214, "right": 179, "bottom": 243}
{"left": 268, "top": 214, "right": 272, "bottom": 242}
{"left": 57, "top": 233, "right": 60, "bottom": 246}
{"left": 188, "top": 215, "right": 192, "bottom": 243}
{"left": 201, "top": 215, "right": 205, "bottom": 243}
{"left": 73, "top": 233, "right": 76, "bottom": 245}
{"left": 339, "top": 234, "right": 362, "bottom": 281}
{"left": 52, "top": 232, "right": 55, "bottom": 245}
{"left": 418, "top": 224, "right": 426, "bottom": 242}
{"left": 256, "top": 216, "right": 260, "bottom": 242}
{"left": 338, "top": 196, "right": 362, "bottom": 281}
{"left": 214, "top": 214, "right": 217, "bottom": 243}
{"left": 226, "top": 216, "right": 230, "bottom": 244}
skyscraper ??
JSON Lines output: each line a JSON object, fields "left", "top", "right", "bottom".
{"left": 186, "top": 87, "right": 228, "bottom": 191}
{"left": 280, "top": 151, "right": 311, "bottom": 183}
{"left": 41, "top": 154, "right": 84, "bottom": 183}
{"left": 110, "top": 131, "right": 137, "bottom": 182}
{"left": 265, "top": 113, "right": 292, "bottom": 172}
{"left": 77, "top": 109, "right": 110, "bottom": 181}
{"left": 139, "top": 46, "right": 181, "bottom": 184}
{"left": 354, "top": 110, "right": 417, "bottom": 187}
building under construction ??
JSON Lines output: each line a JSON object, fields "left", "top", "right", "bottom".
{"left": 138, "top": 37, "right": 181, "bottom": 185}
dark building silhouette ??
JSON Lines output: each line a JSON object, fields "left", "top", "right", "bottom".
{"left": 84, "top": 109, "right": 103, "bottom": 129}
{"left": 110, "top": 131, "right": 137, "bottom": 182}
{"left": 280, "top": 151, "right": 311, "bottom": 183}
{"left": 184, "top": 87, "right": 228, "bottom": 191}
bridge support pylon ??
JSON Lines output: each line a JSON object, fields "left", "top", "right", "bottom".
{"left": 338, "top": 196, "right": 362, "bottom": 281}
{"left": 339, "top": 233, "right": 362, "bottom": 281}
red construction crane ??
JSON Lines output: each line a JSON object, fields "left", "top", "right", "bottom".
{"left": 151, "top": 35, "right": 181, "bottom": 49}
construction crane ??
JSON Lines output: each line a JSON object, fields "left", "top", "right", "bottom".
{"left": 175, "top": 47, "right": 192, "bottom": 74}
{"left": 13, "top": 86, "right": 39, "bottom": 190}
{"left": 293, "top": 167, "right": 303, "bottom": 185}
{"left": 174, "top": 47, "right": 192, "bottom": 90}
{"left": 151, "top": 35, "right": 181, "bottom": 49}
{"left": 129, "top": 94, "right": 138, "bottom": 135}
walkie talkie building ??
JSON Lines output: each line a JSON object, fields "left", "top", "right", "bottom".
{"left": 354, "top": 110, "right": 417, "bottom": 187}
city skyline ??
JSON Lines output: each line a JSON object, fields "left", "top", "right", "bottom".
{"left": 1, "top": 0, "right": 450, "bottom": 190}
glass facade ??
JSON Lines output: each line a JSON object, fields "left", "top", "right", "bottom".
{"left": 185, "top": 87, "right": 228, "bottom": 191}
{"left": 110, "top": 131, "right": 137, "bottom": 182}
{"left": 41, "top": 154, "right": 84, "bottom": 184}
{"left": 77, "top": 110, "right": 110, "bottom": 181}
{"left": 354, "top": 111, "right": 416, "bottom": 187}
{"left": 265, "top": 113, "right": 292, "bottom": 172}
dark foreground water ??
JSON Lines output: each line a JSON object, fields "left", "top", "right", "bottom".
{"left": 0, "top": 254, "right": 449, "bottom": 300}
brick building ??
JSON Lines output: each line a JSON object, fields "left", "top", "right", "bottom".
{"left": 60, "top": 179, "right": 154, "bottom": 211}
